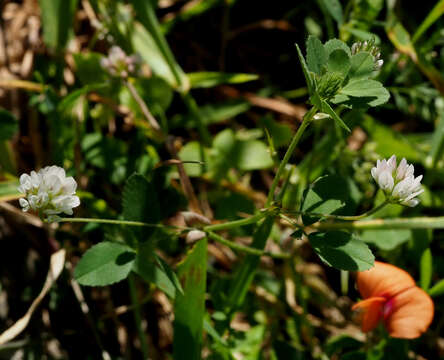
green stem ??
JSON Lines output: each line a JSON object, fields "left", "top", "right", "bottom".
{"left": 203, "top": 209, "right": 272, "bottom": 232}
{"left": 314, "top": 216, "right": 444, "bottom": 231}
{"left": 128, "top": 274, "right": 149, "bottom": 359}
{"left": 279, "top": 213, "right": 305, "bottom": 230}
{"left": 56, "top": 217, "right": 183, "bottom": 229}
{"left": 266, "top": 106, "right": 317, "bottom": 206}
{"left": 308, "top": 200, "right": 390, "bottom": 220}
{"left": 181, "top": 92, "right": 212, "bottom": 146}
{"left": 207, "top": 231, "right": 290, "bottom": 259}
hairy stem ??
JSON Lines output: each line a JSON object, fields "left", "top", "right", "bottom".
{"left": 266, "top": 106, "right": 317, "bottom": 206}
{"left": 203, "top": 209, "right": 272, "bottom": 232}
{"left": 207, "top": 231, "right": 289, "bottom": 259}
{"left": 306, "top": 200, "right": 391, "bottom": 221}
{"left": 313, "top": 216, "right": 444, "bottom": 230}
{"left": 56, "top": 217, "right": 184, "bottom": 229}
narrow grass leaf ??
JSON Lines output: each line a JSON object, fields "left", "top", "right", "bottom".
{"left": 173, "top": 238, "right": 207, "bottom": 360}
{"left": 188, "top": 72, "right": 259, "bottom": 88}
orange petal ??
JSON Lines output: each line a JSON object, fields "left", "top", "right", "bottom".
{"left": 352, "top": 296, "right": 386, "bottom": 332}
{"left": 356, "top": 261, "right": 415, "bottom": 299}
{"left": 385, "top": 286, "right": 434, "bottom": 339}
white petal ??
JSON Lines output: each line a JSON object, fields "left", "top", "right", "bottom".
{"left": 387, "top": 155, "right": 397, "bottom": 171}
{"left": 62, "top": 177, "right": 77, "bottom": 195}
{"left": 371, "top": 167, "right": 379, "bottom": 180}
{"left": 405, "top": 164, "right": 414, "bottom": 178}
{"left": 403, "top": 189, "right": 424, "bottom": 202}
{"left": 30, "top": 171, "right": 41, "bottom": 188}
{"left": 392, "top": 176, "right": 413, "bottom": 198}
{"left": 28, "top": 195, "right": 39, "bottom": 210}
{"left": 44, "top": 174, "right": 62, "bottom": 194}
{"left": 396, "top": 158, "right": 408, "bottom": 180}
{"left": 402, "top": 198, "right": 419, "bottom": 207}
{"left": 378, "top": 171, "right": 394, "bottom": 192}
{"left": 19, "top": 198, "right": 30, "bottom": 211}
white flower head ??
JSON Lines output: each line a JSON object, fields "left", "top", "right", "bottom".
{"left": 101, "top": 46, "right": 141, "bottom": 78}
{"left": 18, "top": 166, "right": 80, "bottom": 219}
{"left": 371, "top": 155, "right": 424, "bottom": 207}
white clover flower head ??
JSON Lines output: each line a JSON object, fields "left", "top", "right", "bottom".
{"left": 351, "top": 39, "right": 383, "bottom": 71}
{"left": 18, "top": 165, "right": 80, "bottom": 219}
{"left": 101, "top": 46, "right": 141, "bottom": 78}
{"left": 371, "top": 155, "right": 424, "bottom": 207}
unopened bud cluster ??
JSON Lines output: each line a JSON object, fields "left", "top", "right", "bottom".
{"left": 18, "top": 166, "right": 80, "bottom": 219}
{"left": 351, "top": 40, "right": 383, "bottom": 71}
{"left": 100, "top": 46, "right": 141, "bottom": 78}
{"left": 371, "top": 155, "right": 423, "bottom": 207}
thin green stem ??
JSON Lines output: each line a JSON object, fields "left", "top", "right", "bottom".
{"left": 181, "top": 92, "right": 212, "bottom": 146}
{"left": 203, "top": 209, "right": 272, "bottom": 232}
{"left": 313, "top": 216, "right": 444, "bottom": 231}
{"left": 56, "top": 217, "right": 185, "bottom": 229}
{"left": 207, "top": 231, "right": 290, "bottom": 259}
{"left": 279, "top": 213, "right": 305, "bottom": 230}
{"left": 266, "top": 106, "right": 317, "bottom": 206}
{"left": 308, "top": 200, "right": 390, "bottom": 220}
{"left": 128, "top": 274, "right": 149, "bottom": 359}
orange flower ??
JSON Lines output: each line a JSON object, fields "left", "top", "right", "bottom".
{"left": 352, "top": 261, "right": 434, "bottom": 339}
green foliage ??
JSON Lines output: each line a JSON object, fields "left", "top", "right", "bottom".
{"left": 428, "top": 279, "right": 444, "bottom": 297}
{"left": 360, "top": 229, "right": 411, "bottom": 250}
{"left": 301, "top": 175, "right": 357, "bottom": 225}
{"left": 225, "top": 217, "right": 274, "bottom": 313}
{"left": 0, "top": 180, "right": 20, "bottom": 200}
{"left": 0, "top": 109, "right": 18, "bottom": 141}
{"left": 39, "top": 0, "right": 78, "bottom": 51}
{"left": 73, "top": 53, "right": 108, "bottom": 85}
{"left": 420, "top": 248, "right": 433, "bottom": 290}
{"left": 306, "top": 36, "right": 328, "bottom": 75}
{"left": 321, "top": 0, "right": 344, "bottom": 25}
{"left": 308, "top": 231, "right": 374, "bottom": 271}
{"left": 6, "top": 0, "right": 444, "bottom": 358}
{"left": 187, "top": 72, "right": 259, "bottom": 88}
{"left": 327, "top": 49, "right": 351, "bottom": 76}
{"left": 348, "top": 52, "right": 375, "bottom": 79}
{"left": 178, "top": 129, "right": 273, "bottom": 178}
{"left": 133, "top": 249, "right": 182, "bottom": 298}
{"left": 334, "top": 79, "right": 390, "bottom": 107}
{"left": 173, "top": 239, "right": 207, "bottom": 360}
{"left": 74, "top": 242, "right": 136, "bottom": 286}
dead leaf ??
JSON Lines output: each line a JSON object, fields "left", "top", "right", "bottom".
{"left": 0, "top": 249, "right": 66, "bottom": 344}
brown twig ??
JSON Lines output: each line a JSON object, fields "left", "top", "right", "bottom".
{"left": 124, "top": 79, "right": 162, "bottom": 133}
{"left": 166, "top": 136, "right": 202, "bottom": 214}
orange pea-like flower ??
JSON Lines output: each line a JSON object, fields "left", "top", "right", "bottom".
{"left": 352, "top": 261, "right": 434, "bottom": 339}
